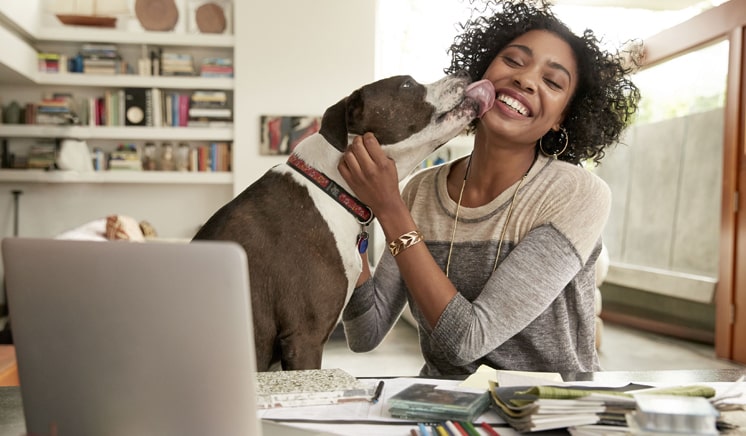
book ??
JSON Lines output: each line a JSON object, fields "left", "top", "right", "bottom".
{"left": 387, "top": 383, "right": 490, "bottom": 422}
{"left": 255, "top": 368, "right": 374, "bottom": 409}
{"left": 124, "top": 88, "right": 147, "bottom": 126}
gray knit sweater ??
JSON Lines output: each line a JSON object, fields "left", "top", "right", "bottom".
{"left": 342, "top": 153, "right": 610, "bottom": 376}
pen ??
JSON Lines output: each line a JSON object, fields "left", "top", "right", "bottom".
{"left": 371, "top": 380, "right": 384, "bottom": 404}
{"left": 479, "top": 421, "right": 501, "bottom": 436}
{"left": 444, "top": 420, "right": 465, "bottom": 436}
{"left": 418, "top": 422, "right": 430, "bottom": 436}
{"left": 459, "top": 421, "right": 480, "bottom": 436}
{"left": 434, "top": 424, "right": 450, "bottom": 436}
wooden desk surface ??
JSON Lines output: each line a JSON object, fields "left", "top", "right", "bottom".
{"left": 0, "top": 346, "right": 18, "bottom": 387}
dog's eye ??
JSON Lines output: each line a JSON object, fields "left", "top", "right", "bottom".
{"left": 401, "top": 79, "right": 414, "bottom": 89}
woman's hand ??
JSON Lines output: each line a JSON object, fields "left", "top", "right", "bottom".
{"left": 340, "top": 133, "right": 457, "bottom": 327}
{"left": 338, "top": 132, "right": 405, "bottom": 220}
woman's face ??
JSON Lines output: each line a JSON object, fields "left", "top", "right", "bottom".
{"left": 478, "top": 29, "right": 578, "bottom": 146}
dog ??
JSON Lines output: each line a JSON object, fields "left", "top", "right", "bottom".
{"left": 193, "top": 73, "right": 494, "bottom": 371}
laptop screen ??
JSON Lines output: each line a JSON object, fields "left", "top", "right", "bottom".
{"left": 3, "top": 238, "right": 261, "bottom": 436}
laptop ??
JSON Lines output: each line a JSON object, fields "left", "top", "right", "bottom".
{"left": 2, "top": 237, "right": 329, "bottom": 436}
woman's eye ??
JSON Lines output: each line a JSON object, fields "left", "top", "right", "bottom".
{"left": 544, "top": 79, "right": 564, "bottom": 91}
{"left": 545, "top": 78, "right": 563, "bottom": 90}
{"left": 502, "top": 56, "right": 520, "bottom": 66}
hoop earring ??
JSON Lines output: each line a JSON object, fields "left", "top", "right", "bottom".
{"left": 539, "top": 127, "right": 569, "bottom": 159}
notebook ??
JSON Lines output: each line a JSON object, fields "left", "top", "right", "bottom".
{"left": 2, "top": 237, "right": 330, "bottom": 436}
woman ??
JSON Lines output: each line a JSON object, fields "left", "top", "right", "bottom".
{"left": 338, "top": 0, "right": 640, "bottom": 376}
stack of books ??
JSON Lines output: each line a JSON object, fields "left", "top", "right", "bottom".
{"left": 26, "top": 143, "right": 57, "bottom": 169}
{"left": 160, "top": 52, "right": 195, "bottom": 76}
{"left": 200, "top": 57, "right": 233, "bottom": 78}
{"left": 387, "top": 383, "right": 491, "bottom": 422}
{"left": 108, "top": 144, "right": 142, "bottom": 171}
{"left": 38, "top": 53, "right": 66, "bottom": 73}
{"left": 79, "top": 43, "right": 122, "bottom": 75}
{"left": 187, "top": 90, "right": 232, "bottom": 127}
{"left": 34, "top": 93, "right": 77, "bottom": 125}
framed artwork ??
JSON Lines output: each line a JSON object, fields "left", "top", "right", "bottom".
{"left": 259, "top": 115, "right": 321, "bottom": 155}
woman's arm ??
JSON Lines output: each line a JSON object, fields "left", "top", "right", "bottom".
{"left": 339, "top": 133, "right": 459, "bottom": 328}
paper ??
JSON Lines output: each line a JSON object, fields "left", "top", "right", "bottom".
{"left": 258, "top": 377, "right": 505, "bottom": 424}
{"left": 459, "top": 364, "right": 564, "bottom": 389}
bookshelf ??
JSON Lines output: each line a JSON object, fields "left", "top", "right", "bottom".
{"left": 0, "top": 10, "right": 234, "bottom": 180}
{"left": 0, "top": 2, "right": 236, "bottom": 240}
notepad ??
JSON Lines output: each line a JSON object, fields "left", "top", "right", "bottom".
{"left": 255, "top": 368, "right": 375, "bottom": 408}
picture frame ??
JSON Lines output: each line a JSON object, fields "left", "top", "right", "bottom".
{"left": 259, "top": 115, "right": 321, "bottom": 155}
{"left": 187, "top": 0, "right": 233, "bottom": 35}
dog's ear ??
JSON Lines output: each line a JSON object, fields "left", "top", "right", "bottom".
{"left": 319, "top": 97, "right": 349, "bottom": 152}
{"left": 344, "top": 89, "right": 364, "bottom": 135}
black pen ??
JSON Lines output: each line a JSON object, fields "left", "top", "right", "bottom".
{"left": 371, "top": 380, "right": 384, "bottom": 404}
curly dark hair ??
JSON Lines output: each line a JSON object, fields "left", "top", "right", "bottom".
{"left": 445, "top": 0, "right": 641, "bottom": 165}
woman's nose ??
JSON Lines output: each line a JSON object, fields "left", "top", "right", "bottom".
{"left": 513, "top": 71, "right": 537, "bottom": 93}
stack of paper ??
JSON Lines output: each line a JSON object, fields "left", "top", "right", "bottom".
{"left": 489, "top": 382, "right": 635, "bottom": 432}
{"left": 626, "top": 395, "right": 719, "bottom": 435}
{"left": 489, "top": 382, "right": 723, "bottom": 433}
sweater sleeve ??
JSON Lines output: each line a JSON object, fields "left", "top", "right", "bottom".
{"left": 341, "top": 249, "right": 409, "bottom": 352}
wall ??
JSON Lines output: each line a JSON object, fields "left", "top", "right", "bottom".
{"left": 233, "top": 0, "right": 376, "bottom": 194}
{"left": 595, "top": 109, "right": 724, "bottom": 337}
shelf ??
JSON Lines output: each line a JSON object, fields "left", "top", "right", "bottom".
{"left": 0, "top": 169, "right": 233, "bottom": 185}
{"left": 35, "top": 27, "right": 234, "bottom": 47}
{"left": 35, "top": 72, "right": 234, "bottom": 90}
{"left": 0, "top": 125, "right": 233, "bottom": 141}
{"left": 0, "top": 20, "right": 37, "bottom": 85}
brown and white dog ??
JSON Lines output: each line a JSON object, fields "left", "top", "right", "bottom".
{"left": 193, "top": 73, "right": 494, "bottom": 371}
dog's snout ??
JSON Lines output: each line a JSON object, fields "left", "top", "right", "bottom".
{"left": 455, "top": 70, "right": 471, "bottom": 80}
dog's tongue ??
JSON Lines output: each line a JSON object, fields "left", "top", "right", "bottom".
{"left": 465, "top": 79, "right": 495, "bottom": 118}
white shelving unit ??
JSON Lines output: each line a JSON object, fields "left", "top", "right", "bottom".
{"left": 0, "top": 3, "right": 237, "bottom": 240}
{"left": 0, "top": 168, "right": 231, "bottom": 185}
{"left": 35, "top": 73, "right": 233, "bottom": 90}
{"left": 0, "top": 17, "right": 234, "bottom": 186}
{"left": 34, "top": 28, "right": 234, "bottom": 47}
{"left": 1, "top": 125, "right": 233, "bottom": 141}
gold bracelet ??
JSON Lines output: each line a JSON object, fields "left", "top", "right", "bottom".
{"left": 388, "top": 230, "right": 424, "bottom": 257}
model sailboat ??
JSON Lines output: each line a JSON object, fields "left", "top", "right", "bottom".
{"left": 50, "top": 0, "right": 130, "bottom": 28}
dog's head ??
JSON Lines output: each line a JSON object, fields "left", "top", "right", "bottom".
{"left": 319, "top": 74, "right": 494, "bottom": 179}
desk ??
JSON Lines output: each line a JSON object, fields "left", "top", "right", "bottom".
{"left": 1, "top": 369, "right": 745, "bottom": 435}
{"left": 0, "top": 346, "right": 18, "bottom": 387}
